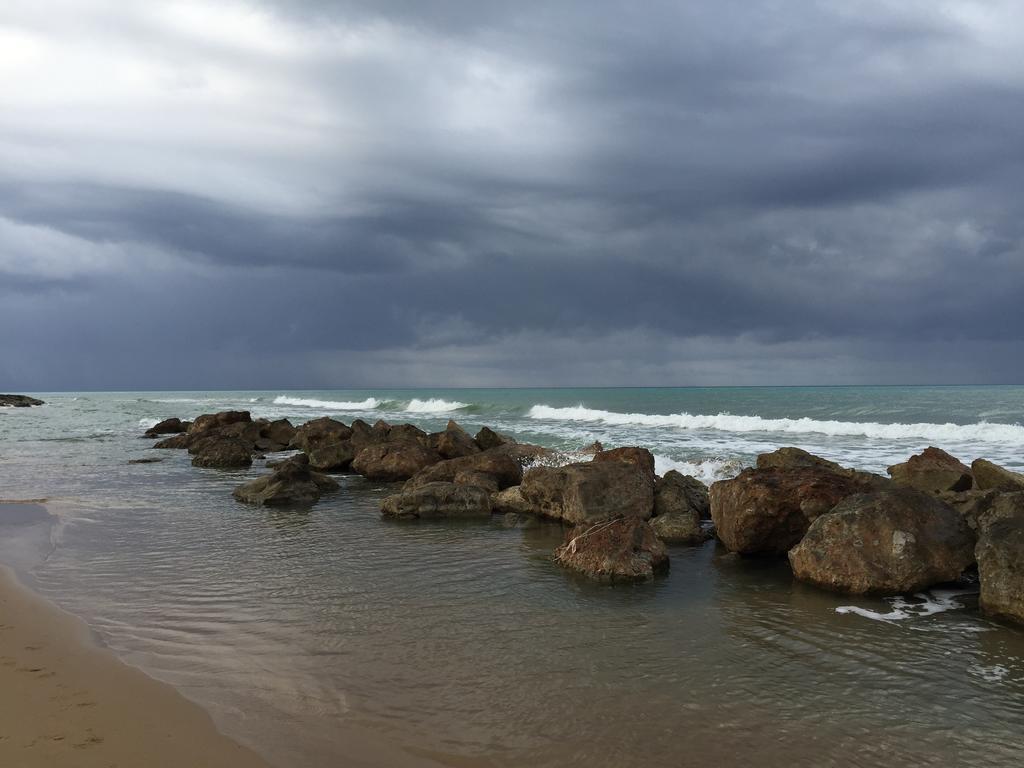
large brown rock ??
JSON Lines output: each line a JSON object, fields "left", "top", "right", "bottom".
{"left": 388, "top": 423, "right": 428, "bottom": 444}
{"left": 404, "top": 450, "right": 523, "bottom": 491}
{"left": 289, "top": 417, "right": 353, "bottom": 452}
{"left": 554, "top": 517, "right": 669, "bottom": 581}
{"left": 651, "top": 511, "right": 707, "bottom": 545}
{"left": 971, "top": 459, "right": 1024, "bottom": 492}
{"left": 887, "top": 447, "right": 973, "bottom": 493}
{"left": 232, "top": 455, "right": 339, "bottom": 506}
{"left": 261, "top": 419, "right": 296, "bottom": 447}
{"left": 188, "top": 410, "right": 251, "bottom": 435}
{"left": 380, "top": 482, "right": 491, "bottom": 519}
{"left": 145, "top": 417, "right": 189, "bottom": 437}
{"left": 788, "top": 488, "right": 976, "bottom": 594}
{"left": 757, "top": 447, "right": 844, "bottom": 472}
{"left": 710, "top": 467, "right": 878, "bottom": 556}
{"left": 490, "top": 485, "right": 532, "bottom": 515}
{"left": 654, "top": 471, "right": 710, "bottom": 520}
{"left": 939, "top": 489, "right": 1002, "bottom": 533}
{"left": 429, "top": 420, "right": 481, "bottom": 460}
{"left": 351, "top": 442, "right": 442, "bottom": 482}
{"left": 520, "top": 460, "right": 654, "bottom": 524}
{"left": 474, "top": 426, "right": 511, "bottom": 451}
{"left": 307, "top": 440, "right": 358, "bottom": 472}
{"left": 976, "top": 494, "right": 1024, "bottom": 624}
{"left": 191, "top": 438, "right": 253, "bottom": 468}
{"left": 593, "top": 447, "right": 656, "bottom": 484}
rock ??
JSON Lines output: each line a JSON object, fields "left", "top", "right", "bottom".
{"left": 788, "top": 488, "right": 976, "bottom": 594}
{"left": 233, "top": 455, "right": 339, "bottom": 507}
{"left": 650, "top": 510, "right": 706, "bottom": 545}
{"left": 405, "top": 451, "right": 523, "bottom": 491}
{"left": 188, "top": 410, "right": 251, "bottom": 435}
{"left": 491, "top": 485, "right": 533, "bottom": 515}
{"left": 144, "top": 417, "right": 188, "bottom": 437}
{"left": 289, "top": 417, "right": 353, "bottom": 452}
{"left": 474, "top": 426, "right": 511, "bottom": 451}
{"left": 654, "top": 471, "right": 710, "bottom": 520}
{"left": 388, "top": 423, "right": 428, "bottom": 444}
{"left": 452, "top": 470, "right": 500, "bottom": 493}
{"left": 976, "top": 495, "right": 1024, "bottom": 624}
{"left": 351, "top": 442, "right": 442, "bottom": 482}
{"left": 593, "top": 446, "right": 656, "bottom": 484}
{"left": 380, "top": 482, "right": 492, "bottom": 519}
{"left": 128, "top": 457, "right": 163, "bottom": 464}
{"left": 491, "top": 441, "right": 556, "bottom": 468}
{"left": 580, "top": 440, "right": 605, "bottom": 456}
{"left": 153, "top": 434, "right": 191, "bottom": 449}
{"left": 307, "top": 441, "right": 358, "bottom": 472}
{"left": 554, "top": 517, "right": 669, "bottom": 581}
{"left": 939, "top": 489, "right": 1002, "bottom": 533}
{"left": 710, "top": 467, "right": 879, "bottom": 556}
{"left": 887, "top": 447, "right": 973, "bottom": 493}
{"left": 261, "top": 419, "right": 296, "bottom": 446}
{"left": 0, "top": 394, "right": 44, "bottom": 407}
{"left": 429, "top": 421, "right": 481, "bottom": 460}
{"left": 971, "top": 459, "right": 1024, "bottom": 492}
{"left": 187, "top": 422, "right": 261, "bottom": 454}
{"left": 757, "top": 447, "right": 844, "bottom": 472}
{"left": 520, "top": 460, "right": 654, "bottom": 524}
{"left": 191, "top": 438, "right": 253, "bottom": 468}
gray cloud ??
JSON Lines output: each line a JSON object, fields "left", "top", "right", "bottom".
{"left": 1, "top": 0, "right": 1022, "bottom": 389}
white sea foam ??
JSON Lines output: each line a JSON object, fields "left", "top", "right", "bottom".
{"left": 969, "top": 664, "right": 1010, "bottom": 683}
{"left": 836, "top": 589, "right": 975, "bottom": 622}
{"left": 273, "top": 396, "right": 380, "bottom": 410}
{"left": 527, "top": 405, "right": 1024, "bottom": 444}
{"left": 138, "top": 418, "right": 160, "bottom": 429}
{"left": 652, "top": 454, "right": 745, "bottom": 483}
{"left": 403, "top": 398, "right": 468, "bottom": 414}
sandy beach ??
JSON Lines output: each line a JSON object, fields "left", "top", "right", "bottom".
{"left": 0, "top": 562, "right": 270, "bottom": 768}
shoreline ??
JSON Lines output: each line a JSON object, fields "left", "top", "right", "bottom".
{"left": 0, "top": 561, "right": 272, "bottom": 768}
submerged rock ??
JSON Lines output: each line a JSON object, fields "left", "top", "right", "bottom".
{"left": 976, "top": 494, "right": 1024, "bottom": 624}
{"left": 380, "top": 481, "right": 491, "bottom": 519}
{"left": 887, "top": 447, "right": 973, "bottom": 493}
{"left": 128, "top": 457, "right": 163, "bottom": 464}
{"left": 233, "top": 455, "right": 339, "bottom": 507}
{"left": 520, "top": 459, "right": 654, "bottom": 524}
{"left": 0, "top": 394, "right": 44, "bottom": 407}
{"left": 710, "top": 467, "right": 878, "bottom": 556}
{"left": 788, "top": 488, "right": 975, "bottom": 595}
{"left": 554, "top": 517, "right": 668, "bottom": 582}
{"left": 971, "top": 459, "right": 1024, "bottom": 493}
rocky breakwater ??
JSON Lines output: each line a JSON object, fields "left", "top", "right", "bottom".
{"left": 151, "top": 410, "right": 297, "bottom": 468}
{"left": 0, "top": 394, "right": 44, "bottom": 407}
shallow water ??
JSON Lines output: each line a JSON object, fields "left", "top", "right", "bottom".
{"left": 1, "top": 388, "right": 1023, "bottom": 767}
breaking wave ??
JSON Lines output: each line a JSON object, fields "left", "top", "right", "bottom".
{"left": 404, "top": 398, "right": 468, "bottom": 414}
{"left": 527, "top": 405, "right": 1024, "bottom": 444}
{"left": 273, "top": 396, "right": 381, "bottom": 410}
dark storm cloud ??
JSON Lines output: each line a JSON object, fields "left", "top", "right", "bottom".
{"left": 1, "top": 0, "right": 1023, "bottom": 388}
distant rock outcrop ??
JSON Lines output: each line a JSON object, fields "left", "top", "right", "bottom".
{"left": 0, "top": 394, "right": 44, "bottom": 407}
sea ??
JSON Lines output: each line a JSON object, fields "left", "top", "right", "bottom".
{"left": 1, "top": 386, "right": 1023, "bottom": 767}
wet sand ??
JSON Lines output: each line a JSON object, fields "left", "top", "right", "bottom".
{"left": 0, "top": 563, "right": 271, "bottom": 768}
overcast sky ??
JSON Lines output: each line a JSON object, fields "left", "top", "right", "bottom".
{"left": 2, "top": 0, "right": 1022, "bottom": 390}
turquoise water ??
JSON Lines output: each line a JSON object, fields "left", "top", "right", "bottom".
{"left": 1, "top": 387, "right": 1023, "bottom": 767}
